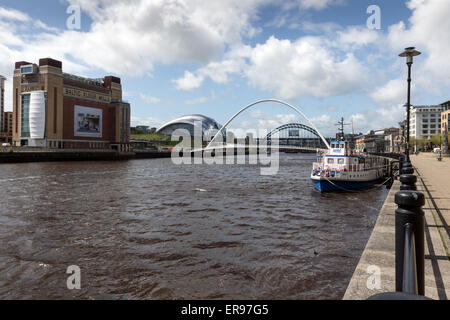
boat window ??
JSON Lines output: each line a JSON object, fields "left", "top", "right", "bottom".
{"left": 338, "top": 158, "right": 344, "bottom": 164}
{"left": 327, "top": 158, "right": 334, "bottom": 164}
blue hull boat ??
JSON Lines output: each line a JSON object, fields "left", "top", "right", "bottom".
{"left": 312, "top": 178, "right": 382, "bottom": 192}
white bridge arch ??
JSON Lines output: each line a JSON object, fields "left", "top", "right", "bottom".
{"left": 206, "top": 99, "right": 331, "bottom": 150}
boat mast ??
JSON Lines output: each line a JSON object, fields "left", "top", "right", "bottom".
{"left": 335, "top": 117, "right": 350, "bottom": 141}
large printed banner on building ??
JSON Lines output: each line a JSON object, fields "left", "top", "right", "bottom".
{"left": 74, "top": 105, "right": 102, "bottom": 138}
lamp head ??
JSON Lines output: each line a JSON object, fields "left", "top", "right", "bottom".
{"left": 399, "top": 47, "right": 421, "bottom": 64}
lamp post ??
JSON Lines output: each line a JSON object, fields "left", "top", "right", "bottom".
{"left": 399, "top": 47, "right": 421, "bottom": 165}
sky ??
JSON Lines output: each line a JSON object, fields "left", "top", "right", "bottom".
{"left": 1, "top": 0, "right": 450, "bottom": 137}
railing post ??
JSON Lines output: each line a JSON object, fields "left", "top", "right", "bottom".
{"left": 400, "top": 174, "right": 417, "bottom": 191}
{"left": 394, "top": 190, "right": 425, "bottom": 295}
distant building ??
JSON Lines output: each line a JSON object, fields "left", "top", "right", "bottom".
{"left": 0, "top": 112, "right": 13, "bottom": 143}
{"left": 439, "top": 99, "right": 450, "bottom": 134}
{"left": 355, "top": 133, "right": 388, "bottom": 153}
{"left": 0, "top": 75, "right": 5, "bottom": 133}
{"left": 373, "top": 127, "right": 400, "bottom": 153}
{"left": 4, "top": 112, "right": 12, "bottom": 135}
{"left": 157, "top": 114, "right": 223, "bottom": 140}
{"left": 12, "top": 58, "right": 130, "bottom": 151}
{"left": 136, "top": 125, "right": 150, "bottom": 134}
{"left": 440, "top": 99, "right": 450, "bottom": 111}
{"left": 408, "top": 105, "right": 442, "bottom": 140}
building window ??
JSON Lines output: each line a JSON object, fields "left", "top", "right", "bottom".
{"left": 423, "top": 130, "right": 428, "bottom": 134}
{"left": 20, "top": 66, "right": 33, "bottom": 74}
{"left": 53, "top": 87, "right": 57, "bottom": 134}
{"left": 430, "top": 119, "right": 436, "bottom": 123}
{"left": 423, "top": 119, "right": 428, "bottom": 123}
{"left": 423, "top": 125, "right": 428, "bottom": 128}
{"left": 21, "top": 94, "right": 30, "bottom": 137}
{"left": 327, "top": 158, "right": 334, "bottom": 164}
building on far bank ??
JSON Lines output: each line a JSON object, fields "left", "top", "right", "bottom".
{"left": 440, "top": 99, "right": 450, "bottom": 134}
{"left": 354, "top": 128, "right": 400, "bottom": 153}
{"left": 1, "top": 112, "right": 13, "bottom": 143}
{"left": 440, "top": 99, "right": 450, "bottom": 111}
{"left": 408, "top": 105, "right": 442, "bottom": 140}
{"left": 12, "top": 58, "right": 130, "bottom": 151}
{"left": 0, "top": 75, "right": 5, "bottom": 133}
{"left": 442, "top": 110, "right": 450, "bottom": 134}
{"left": 4, "top": 111, "right": 12, "bottom": 135}
{"left": 157, "top": 114, "right": 223, "bottom": 140}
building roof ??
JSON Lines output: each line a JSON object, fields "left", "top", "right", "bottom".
{"left": 157, "top": 114, "right": 222, "bottom": 134}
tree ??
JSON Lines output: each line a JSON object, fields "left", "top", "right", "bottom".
{"left": 430, "top": 133, "right": 442, "bottom": 147}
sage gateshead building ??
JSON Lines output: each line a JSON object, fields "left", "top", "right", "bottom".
{"left": 12, "top": 58, "right": 130, "bottom": 151}
{"left": 157, "top": 114, "right": 224, "bottom": 140}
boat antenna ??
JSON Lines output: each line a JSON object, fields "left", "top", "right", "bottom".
{"left": 335, "top": 117, "right": 351, "bottom": 141}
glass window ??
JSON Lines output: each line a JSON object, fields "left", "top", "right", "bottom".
{"left": 423, "top": 119, "right": 428, "bottom": 123}
{"left": 423, "top": 130, "right": 428, "bottom": 134}
{"left": 423, "top": 125, "right": 428, "bottom": 128}
{"left": 327, "top": 158, "right": 334, "bottom": 164}
{"left": 430, "top": 119, "right": 436, "bottom": 123}
{"left": 338, "top": 158, "right": 344, "bottom": 164}
{"left": 21, "top": 94, "right": 30, "bottom": 138}
{"left": 20, "top": 66, "right": 33, "bottom": 74}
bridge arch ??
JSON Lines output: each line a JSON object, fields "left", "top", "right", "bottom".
{"left": 265, "top": 123, "right": 321, "bottom": 140}
{"left": 207, "top": 99, "right": 330, "bottom": 149}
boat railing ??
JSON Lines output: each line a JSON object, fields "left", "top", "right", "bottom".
{"left": 312, "top": 162, "right": 389, "bottom": 172}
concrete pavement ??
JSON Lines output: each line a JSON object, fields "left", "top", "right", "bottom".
{"left": 343, "top": 152, "right": 450, "bottom": 300}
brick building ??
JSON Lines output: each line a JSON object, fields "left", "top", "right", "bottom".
{"left": 12, "top": 58, "right": 130, "bottom": 151}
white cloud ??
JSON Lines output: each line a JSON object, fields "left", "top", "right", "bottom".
{"left": 140, "top": 93, "right": 161, "bottom": 104}
{"left": 336, "top": 26, "right": 379, "bottom": 48}
{"left": 349, "top": 104, "right": 405, "bottom": 134}
{"left": 296, "top": 0, "right": 345, "bottom": 10}
{"left": 245, "top": 36, "right": 366, "bottom": 99}
{"left": 174, "top": 34, "right": 368, "bottom": 99}
{"left": 131, "top": 115, "right": 165, "bottom": 128}
{"left": 0, "top": 7, "right": 30, "bottom": 22}
{"left": 387, "top": 0, "right": 450, "bottom": 94}
{"left": 173, "top": 71, "right": 204, "bottom": 90}
{"left": 0, "top": 0, "right": 276, "bottom": 77}
{"left": 369, "top": 79, "right": 407, "bottom": 106}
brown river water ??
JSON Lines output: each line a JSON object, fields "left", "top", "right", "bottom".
{"left": 0, "top": 154, "right": 388, "bottom": 299}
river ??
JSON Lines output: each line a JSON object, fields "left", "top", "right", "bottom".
{"left": 0, "top": 154, "right": 388, "bottom": 299}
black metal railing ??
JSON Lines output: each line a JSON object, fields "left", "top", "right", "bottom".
{"left": 368, "top": 163, "right": 431, "bottom": 300}
{"left": 403, "top": 223, "right": 418, "bottom": 294}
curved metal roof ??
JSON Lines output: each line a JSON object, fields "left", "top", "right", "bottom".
{"left": 157, "top": 114, "right": 222, "bottom": 134}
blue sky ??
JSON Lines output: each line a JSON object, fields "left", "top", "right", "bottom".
{"left": 1, "top": 0, "right": 450, "bottom": 136}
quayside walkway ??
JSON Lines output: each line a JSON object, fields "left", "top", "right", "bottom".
{"left": 343, "top": 152, "right": 450, "bottom": 300}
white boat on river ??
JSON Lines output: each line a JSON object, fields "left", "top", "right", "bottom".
{"left": 311, "top": 141, "right": 388, "bottom": 192}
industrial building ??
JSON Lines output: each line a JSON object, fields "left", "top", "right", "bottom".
{"left": 12, "top": 58, "right": 130, "bottom": 151}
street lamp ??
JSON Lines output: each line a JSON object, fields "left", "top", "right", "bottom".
{"left": 399, "top": 47, "right": 421, "bottom": 164}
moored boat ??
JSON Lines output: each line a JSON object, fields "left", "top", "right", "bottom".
{"left": 311, "top": 141, "right": 387, "bottom": 192}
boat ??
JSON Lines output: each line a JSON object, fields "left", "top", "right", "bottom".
{"left": 311, "top": 140, "right": 387, "bottom": 192}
